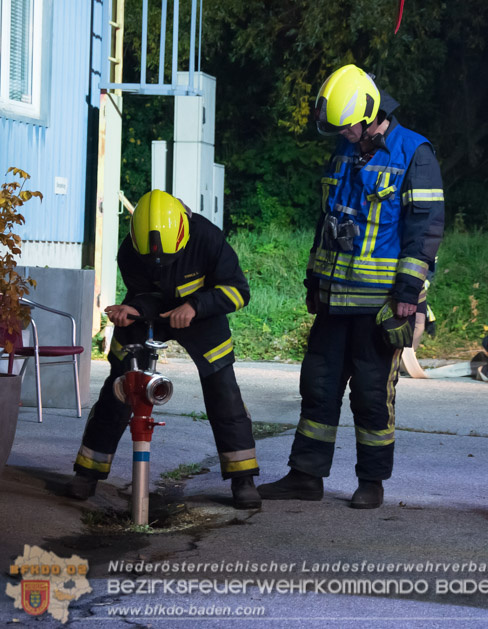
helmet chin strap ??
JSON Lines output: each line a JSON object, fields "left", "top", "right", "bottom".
{"left": 360, "top": 118, "right": 390, "bottom": 146}
{"left": 360, "top": 120, "right": 373, "bottom": 141}
{"left": 370, "top": 132, "right": 389, "bottom": 152}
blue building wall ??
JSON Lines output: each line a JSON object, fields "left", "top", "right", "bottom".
{"left": 0, "top": 0, "right": 102, "bottom": 243}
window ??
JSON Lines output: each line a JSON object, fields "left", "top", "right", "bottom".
{"left": 0, "top": 0, "right": 50, "bottom": 123}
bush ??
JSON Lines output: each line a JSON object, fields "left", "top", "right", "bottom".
{"left": 228, "top": 227, "right": 314, "bottom": 361}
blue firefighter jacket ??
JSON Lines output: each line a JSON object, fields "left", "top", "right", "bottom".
{"left": 308, "top": 119, "right": 445, "bottom": 314}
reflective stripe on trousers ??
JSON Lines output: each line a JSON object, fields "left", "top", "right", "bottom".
{"left": 289, "top": 311, "right": 401, "bottom": 480}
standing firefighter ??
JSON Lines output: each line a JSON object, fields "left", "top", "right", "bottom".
{"left": 66, "top": 190, "right": 261, "bottom": 510}
{"left": 258, "top": 64, "right": 444, "bottom": 508}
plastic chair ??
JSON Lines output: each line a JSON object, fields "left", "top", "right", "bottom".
{"left": 1, "top": 297, "right": 84, "bottom": 423}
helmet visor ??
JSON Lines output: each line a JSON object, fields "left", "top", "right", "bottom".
{"left": 314, "top": 96, "right": 350, "bottom": 136}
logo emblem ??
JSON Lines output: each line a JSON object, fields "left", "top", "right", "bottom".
{"left": 21, "top": 580, "right": 50, "bottom": 616}
{"left": 7, "top": 545, "right": 91, "bottom": 623}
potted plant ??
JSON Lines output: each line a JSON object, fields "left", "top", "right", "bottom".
{"left": 0, "top": 167, "right": 42, "bottom": 472}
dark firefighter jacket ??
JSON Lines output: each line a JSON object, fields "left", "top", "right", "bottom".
{"left": 118, "top": 213, "right": 250, "bottom": 320}
{"left": 306, "top": 91, "right": 445, "bottom": 314}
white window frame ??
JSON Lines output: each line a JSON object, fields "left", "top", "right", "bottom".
{"left": 0, "top": 0, "right": 51, "bottom": 124}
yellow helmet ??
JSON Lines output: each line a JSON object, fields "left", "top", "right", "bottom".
{"left": 130, "top": 190, "right": 190, "bottom": 264}
{"left": 314, "top": 64, "right": 380, "bottom": 136}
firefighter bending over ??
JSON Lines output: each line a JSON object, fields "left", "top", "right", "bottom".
{"left": 258, "top": 64, "right": 444, "bottom": 508}
{"left": 66, "top": 191, "right": 261, "bottom": 510}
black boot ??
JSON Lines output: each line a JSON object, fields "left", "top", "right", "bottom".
{"left": 257, "top": 469, "right": 323, "bottom": 501}
{"left": 65, "top": 473, "right": 98, "bottom": 500}
{"left": 231, "top": 476, "right": 262, "bottom": 509}
{"left": 350, "top": 479, "right": 383, "bottom": 509}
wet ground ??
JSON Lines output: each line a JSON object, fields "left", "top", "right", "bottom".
{"left": 1, "top": 358, "right": 487, "bottom": 627}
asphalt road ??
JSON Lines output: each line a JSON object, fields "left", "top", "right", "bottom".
{"left": 0, "top": 358, "right": 487, "bottom": 627}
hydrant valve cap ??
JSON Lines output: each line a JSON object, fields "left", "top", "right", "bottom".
{"left": 146, "top": 374, "right": 173, "bottom": 405}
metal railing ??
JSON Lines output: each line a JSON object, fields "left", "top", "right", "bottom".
{"left": 100, "top": 0, "right": 203, "bottom": 96}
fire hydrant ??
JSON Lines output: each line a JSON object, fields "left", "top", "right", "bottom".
{"left": 113, "top": 338, "right": 173, "bottom": 525}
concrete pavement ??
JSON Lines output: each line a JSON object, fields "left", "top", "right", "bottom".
{"left": 0, "top": 357, "right": 487, "bottom": 627}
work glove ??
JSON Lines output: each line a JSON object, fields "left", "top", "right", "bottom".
{"left": 376, "top": 302, "right": 413, "bottom": 349}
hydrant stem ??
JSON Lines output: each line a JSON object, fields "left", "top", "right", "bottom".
{"left": 132, "top": 441, "right": 150, "bottom": 525}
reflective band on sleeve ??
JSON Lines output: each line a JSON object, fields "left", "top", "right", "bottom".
{"left": 297, "top": 416, "right": 338, "bottom": 443}
{"left": 402, "top": 189, "right": 444, "bottom": 203}
{"left": 203, "top": 337, "right": 233, "bottom": 363}
{"left": 176, "top": 276, "right": 205, "bottom": 297}
{"left": 355, "top": 425, "right": 395, "bottom": 447}
{"left": 215, "top": 285, "right": 245, "bottom": 311}
{"left": 397, "top": 257, "right": 429, "bottom": 281}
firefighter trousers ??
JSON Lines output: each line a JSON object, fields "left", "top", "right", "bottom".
{"left": 289, "top": 311, "right": 402, "bottom": 480}
{"left": 74, "top": 315, "right": 258, "bottom": 480}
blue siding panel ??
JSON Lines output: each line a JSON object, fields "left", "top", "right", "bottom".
{"left": 0, "top": 0, "right": 99, "bottom": 243}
